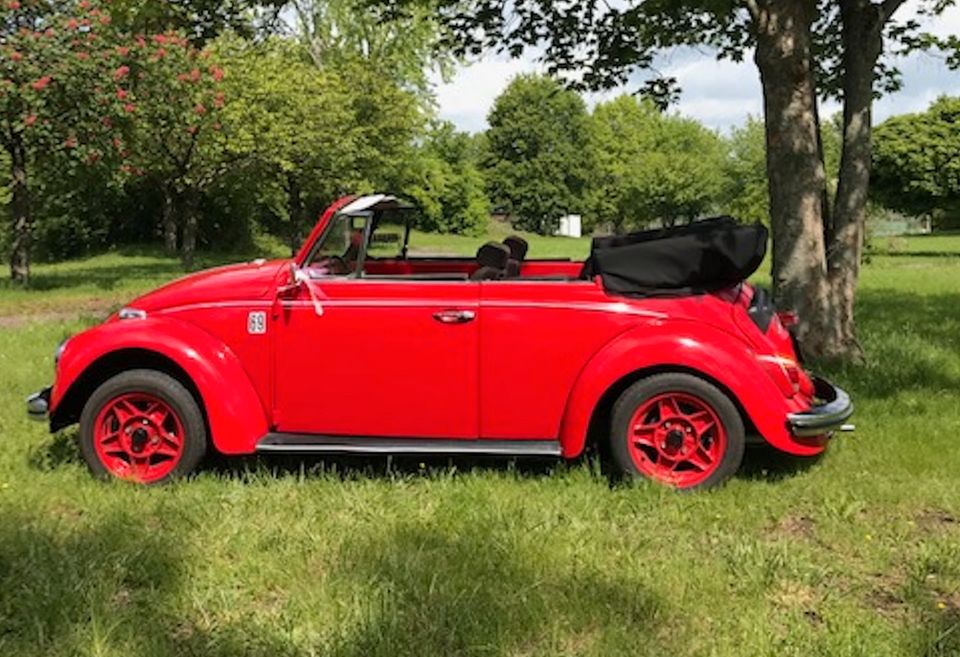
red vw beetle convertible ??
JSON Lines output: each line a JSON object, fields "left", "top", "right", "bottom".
{"left": 27, "top": 194, "right": 852, "bottom": 489}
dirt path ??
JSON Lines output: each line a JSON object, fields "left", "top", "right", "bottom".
{"left": 0, "top": 299, "right": 116, "bottom": 328}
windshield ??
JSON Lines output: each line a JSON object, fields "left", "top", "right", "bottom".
{"left": 305, "top": 213, "right": 368, "bottom": 277}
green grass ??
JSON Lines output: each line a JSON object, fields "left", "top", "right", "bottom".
{"left": 1, "top": 231, "right": 960, "bottom": 656}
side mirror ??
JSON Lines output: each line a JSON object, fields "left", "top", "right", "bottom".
{"left": 278, "top": 262, "right": 304, "bottom": 297}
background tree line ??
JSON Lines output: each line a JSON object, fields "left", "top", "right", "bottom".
{"left": 2, "top": 0, "right": 958, "bottom": 364}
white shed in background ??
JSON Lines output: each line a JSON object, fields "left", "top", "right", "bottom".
{"left": 557, "top": 214, "right": 582, "bottom": 238}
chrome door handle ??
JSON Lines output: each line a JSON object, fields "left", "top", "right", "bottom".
{"left": 433, "top": 309, "right": 476, "bottom": 324}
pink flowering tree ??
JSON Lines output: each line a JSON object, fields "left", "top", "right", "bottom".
{"left": 117, "top": 30, "right": 228, "bottom": 265}
{"left": 0, "top": 0, "right": 130, "bottom": 283}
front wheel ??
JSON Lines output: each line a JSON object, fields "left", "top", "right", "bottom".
{"left": 79, "top": 369, "right": 207, "bottom": 484}
{"left": 609, "top": 373, "right": 745, "bottom": 490}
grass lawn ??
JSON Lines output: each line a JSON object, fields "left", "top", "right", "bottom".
{"left": 1, "top": 231, "right": 959, "bottom": 656}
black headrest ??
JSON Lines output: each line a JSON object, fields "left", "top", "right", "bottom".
{"left": 477, "top": 241, "right": 510, "bottom": 269}
{"left": 503, "top": 235, "right": 529, "bottom": 261}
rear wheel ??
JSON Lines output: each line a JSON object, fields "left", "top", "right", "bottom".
{"left": 609, "top": 373, "right": 744, "bottom": 490}
{"left": 79, "top": 369, "right": 207, "bottom": 484}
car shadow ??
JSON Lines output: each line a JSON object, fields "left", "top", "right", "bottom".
{"left": 31, "top": 429, "right": 819, "bottom": 488}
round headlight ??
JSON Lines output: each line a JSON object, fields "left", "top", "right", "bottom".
{"left": 54, "top": 338, "right": 69, "bottom": 366}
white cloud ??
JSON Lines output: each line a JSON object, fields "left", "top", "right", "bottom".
{"left": 430, "top": 55, "right": 543, "bottom": 133}
{"left": 433, "top": 3, "right": 960, "bottom": 133}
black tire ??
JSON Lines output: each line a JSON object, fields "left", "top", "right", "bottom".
{"left": 609, "top": 373, "right": 745, "bottom": 490}
{"left": 79, "top": 369, "right": 207, "bottom": 484}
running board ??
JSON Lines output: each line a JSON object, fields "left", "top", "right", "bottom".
{"left": 256, "top": 434, "right": 563, "bottom": 458}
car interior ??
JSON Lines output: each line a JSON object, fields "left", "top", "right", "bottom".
{"left": 305, "top": 204, "right": 586, "bottom": 282}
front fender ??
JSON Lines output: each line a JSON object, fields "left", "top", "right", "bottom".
{"left": 558, "top": 319, "right": 821, "bottom": 458}
{"left": 52, "top": 317, "right": 268, "bottom": 454}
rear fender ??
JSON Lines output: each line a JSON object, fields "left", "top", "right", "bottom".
{"left": 52, "top": 317, "right": 268, "bottom": 454}
{"left": 559, "top": 320, "right": 819, "bottom": 458}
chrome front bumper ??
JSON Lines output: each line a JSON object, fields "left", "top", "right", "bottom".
{"left": 26, "top": 386, "right": 51, "bottom": 422}
{"left": 787, "top": 377, "right": 854, "bottom": 437}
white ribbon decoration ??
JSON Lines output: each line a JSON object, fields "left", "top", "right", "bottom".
{"left": 294, "top": 267, "right": 325, "bottom": 316}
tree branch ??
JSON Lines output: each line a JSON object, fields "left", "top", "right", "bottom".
{"left": 878, "top": 0, "right": 907, "bottom": 24}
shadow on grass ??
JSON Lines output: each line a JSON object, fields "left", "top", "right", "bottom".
{"left": 31, "top": 429, "right": 819, "bottom": 492}
{"left": 840, "top": 288, "right": 960, "bottom": 400}
{"left": 178, "top": 520, "right": 669, "bottom": 657}
{"left": 736, "top": 444, "right": 824, "bottom": 483}
{"left": 871, "top": 251, "right": 960, "bottom": 259}
{"left": 0, "top": 509, "right": 185, "bottom": 657}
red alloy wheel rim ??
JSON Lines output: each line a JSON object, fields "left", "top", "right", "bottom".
{"left": 93, "top": 392, "right": 185, "bottom": 483}
{"left": 627, "top": 392, "right": 727, "bottom": 488}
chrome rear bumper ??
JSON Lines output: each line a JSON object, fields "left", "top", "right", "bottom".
{"left": 787, "top": 377, "right": 854, "bottom": 437}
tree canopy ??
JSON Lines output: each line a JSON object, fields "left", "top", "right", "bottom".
{"left": 482, "top": 74, "right": 591, "bottom": 234}
{"left": 589, "top": 96, "right": 725, "bottom": 233}
{"left": 873, "top": 96, "right": 960, "bottom": 227}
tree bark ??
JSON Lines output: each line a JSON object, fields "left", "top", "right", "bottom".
{"left": 161, "top": 187, "right": 178, "bottom": 255}
{"left": 9, "top": 137, "right": 32, "bottom": 285}
{"left": 824, "top": 0, "right": 885, "bottom": 362}
{"left": 181, "top": 192, "right": 198, "bottom": 268}
{"left": 752, "top": 0, "right": 832, "bottom": 356}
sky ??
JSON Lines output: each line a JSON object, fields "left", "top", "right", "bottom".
{"left": 433, "top": 2, "right": 960, "bottom": 134}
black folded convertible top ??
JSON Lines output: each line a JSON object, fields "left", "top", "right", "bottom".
{"left": 584, "top": 216, "right": 768, "bottom": 296}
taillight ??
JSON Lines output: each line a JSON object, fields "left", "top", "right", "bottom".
{"left": 757, "top": 354, "right": 803, "bottom": 397}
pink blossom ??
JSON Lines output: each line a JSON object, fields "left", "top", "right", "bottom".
{"left": 23, "top": 114, "right": 37, "bottom": 127}
{"left": 76, "top": 51, "right": 90, "bottom": 61}
{"left": 10, "top": 51, "right": 23, "bottom": 62}
{"left": 101, "top": 116, "right": 112, "bottom": 128}
{"left": 113, "top": 65, "right": 129, "bottom": 80}
{"left": 67, "top": 18, "right": 79, "bottom": 30}
{"left": 8, "top": 1, "right": 21, "bottom": 10}
{"left": 98, "top": 14, "right": 110, "bottom": 25}
{"left": 194, "top": 103, "right": 206, "bottom": 115}
{"left": 79, "top": 0, "right": 90, "bottom": 9}
{"left": 209, "top": 66, "right": 224, "bottom": 82}
{"left": 64, "top": 136, "right": 78, "bottom": 149}
{"left": 31, "top": 76, "right": 52, "bottom": 91}
{"left": 152, "top": 34, "right": 168, "bottom": 45}
{"left": 189, "top": 68, "right": 201, "bottom": 82}
{"left": 115, "top": 87, "right": 127, "bottom": 100}
{"left": 123, "top": 102, "right": 136, "bottom": 113}
{"left": 116, "top": 46, "right": 130, "bottom": 56}
{"left": 213, "top": 91, "right": 225, "bottom": 108}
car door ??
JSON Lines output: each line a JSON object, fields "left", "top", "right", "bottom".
{"left": 273, "top": 277, "right": 480, "bottom": 439}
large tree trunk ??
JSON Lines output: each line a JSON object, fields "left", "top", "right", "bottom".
{"left": 9, "top": 138, "right": 32, "bottom": 285}
{"left": 181, "top": 192, "right": 198, "bottom": 268}
{"left": 161, "top": 187, "right": 178, "bottom": 255}
{"left": 752, "top": 0, "right": 832, "bottom": 357}
{"left": 823, "top": 0, "right": 885, "bottom": 362}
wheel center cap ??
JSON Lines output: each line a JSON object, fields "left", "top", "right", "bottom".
{"left": 665, "top": 428, "right": 685, "bottom": 452}
{"left": 130, "top": 427, "right": 150, "bottom": 453}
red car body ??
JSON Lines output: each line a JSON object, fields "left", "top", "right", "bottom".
{"left": 29, "top": 194, "right": 852, "bottom": 487}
